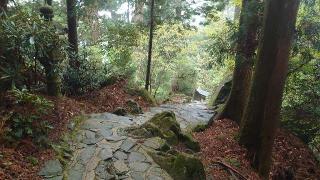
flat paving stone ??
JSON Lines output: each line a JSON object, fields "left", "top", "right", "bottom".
{"left": 114, "top": 160, "right": 129, "bottom": 175}
{"left": 146, "top": 175, "right": 164, "bottom": 180}
{"left": 99, "top": 147, "right": 113, "bottom": 160}
{"left": 67, "top": 163, "right": 85, "bottom": 180}
{"left": 131, "top": 172, "right": 144, "bottom": 180}
{"left": 128, "top": 152, "right": 146, "bottom": 163}
{"left": 38, "top": 159, "right": 63, "bottom": 177}
{"left": 114, "top": 150, "right": 128, "bottom": 160}
{"left": 95, "top": 161, "right": 114, "bottom": 179}
{"left": 78, "top": 146, "right": 96, "bottom": 164}
{"left": 129, "top": 162, "right": 151, "bottom": 172}
{"left": 82, "top": 130, "right": 103, "bottom": 145}
{"left": 120, "top": 138, "right": 136, "bottom": 152}
{"left": 99, "top": 128, "right": 113, "bottom": 138}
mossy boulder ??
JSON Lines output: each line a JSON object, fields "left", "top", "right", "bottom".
{"left": 180, "top": 132, "right": 200, "bottom": 152}
{"left": 210, "top": 75, "right": 232, "bottom": 107}
{"left": 192, "top": 124, "right": 207, "bottom": 133}
{"left": 113, "top": 107, "right": 127, "bottom": 116}
{"left": 143, "top": 137, "right": 170, "bottom": 152}
{"left": 126, "top": 100, "right": 143, "bottom": 114}
{"left": 149, "top": 151, "right": 206, "bottom": 180}
{"left": 130, "top": 111, "right": 200, "bottom": 152}
{"left": 126, "top": 88, "right": 156, "bottom": 105}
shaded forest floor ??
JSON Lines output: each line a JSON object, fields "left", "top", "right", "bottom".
{"left": 1, "top": 82, "right": 320, "bottom": 179}
{"left": 194, "top": 119, "right": 320, "bottom": 180}
{"left": 0, "top": 81, "right": 152, "bottom": 179}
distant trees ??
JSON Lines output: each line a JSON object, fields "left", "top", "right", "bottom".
{"left": 239, "top": 0, "right": 300, "bottom": 177}
{"left": 132, "top": 0, "right": 145, "bottom": 24}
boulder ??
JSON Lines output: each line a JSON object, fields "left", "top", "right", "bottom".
{"left": 149, "top": 151, "right": 206, "bottom": 180}
{"left": 129, "top": 111, "right": 200, "bottom": 152}
{"left": 126, "top": 100, "right": 143, "bottom": 114}
{"left": 211, "top": 75, "right": 232, "bottom": 106}
{"left": 113, "top": 107, "right": 127, "bottom": 116}
{"left": 143, "top": 137, "right": 170, "bottom": 151}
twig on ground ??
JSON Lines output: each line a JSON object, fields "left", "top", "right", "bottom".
{"left": 210, "top": 160, "right": 248, "bottom": 180}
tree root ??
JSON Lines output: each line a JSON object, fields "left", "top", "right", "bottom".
{"left": 209, "top": 160, "right": 248, "bottom": 180}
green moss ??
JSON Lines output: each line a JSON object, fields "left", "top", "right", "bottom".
{"left": 142, "top": 112, "right": 180, "bottom": 144}
{"left": 180, "top": 133, "right": 200, "bottom": 152}
{"left": 129, "top": 111, "right": 201, "bottom": 152}
{"left": 149, "top": 151, "right": 206, "bottom": 180}
{"left": 126, "top": 87, "right": 156, "bottom": 105}
{"left": 126, "top": 100, "right": 143, "bottom": 114}
{"left": 27, "top": 156, "right": 39, "bottom": 166}
{"left": 192, "top": 124, "right": 207, "bottom": 132}
{"left": 225, "top": 157, "right": 241, "bottom": 168}
{"left": 51, "top": 115, "right": 87, "bottom": 166}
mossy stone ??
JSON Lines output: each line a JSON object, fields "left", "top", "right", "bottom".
{"left": 126, "top": 100, "right": 143, "bottom": 114}
{"left": 129, "top": 111, "right": 200, "bottom": 152}
{"left": 149, "top": 151, "right": 205, "bottom": 180}
{"left": 142, "top": 111, "right": 180, "bottom": 145}
{"left": 192, "top": 124, "right": 207, "bottom": 132}
{"left": 180, "top": 133, "right": 200, "bottom": 152}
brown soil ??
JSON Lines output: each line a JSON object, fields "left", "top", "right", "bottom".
{"left": 194, "top": 119, "right": 320, "bottom": 180}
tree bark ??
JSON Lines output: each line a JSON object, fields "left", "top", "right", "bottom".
{"left": 66, "top": 0, "right": 79, "bottom": 69}
{"left": 239, "top": 0, "right": 299, "bottom": 178}
{"left": 45, "top": 0, "right": 53, "bottom": 6}
{"left": 0, "top": 0, "right": 8, "bottom": 14}
{"left": 132, "top": 0, "right": 145, "bottom": 24}
{"left": 145, "top": 0, "right": 155, "bottom": 91}
{"left": 215, "top": 0, "right": 261, "bottom": 124}
{"left": 0, "top": 0, "right": 8, "bottom": 65}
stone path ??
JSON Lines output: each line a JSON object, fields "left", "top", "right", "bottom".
{"left": 39, "top": 102, "right": 214, "bottom": 180}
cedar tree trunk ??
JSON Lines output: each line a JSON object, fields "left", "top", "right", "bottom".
{"left": 216, "top": 0, "right": 261, "bottom": 124}
{"left": 239, "top": 0, "right": 299, "bottom": 178}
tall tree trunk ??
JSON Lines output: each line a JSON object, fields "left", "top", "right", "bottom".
{"left": 0, "top": 0, "right": 8, "bottom": 13}
{"left": 239, "top": 0, "right": 299, "bottom": 178}
{"left": 66, "top": 0, "right": 79, "bottom": 69}
{"left": 45, "top": 0, "right": 53, "bottom": 6}
{"left": 0, "top": 0, "right": 8, "bottom": 64}
{"left": 145, "top": 0, "right": 155, "bottom": 91}
{"left": 132, "top": 0, "right": 145, "bottom": 24}
{"left": 215, "top": 0, "right": 261, "bottom": 124}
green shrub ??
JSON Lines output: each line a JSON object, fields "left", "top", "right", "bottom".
{"left": 63, "top": 50, "right": 108, "bottom": 94}
{"left": 4, "top": 89, "right": 54, "bottom": 145}
{"left": 0, "top": 7, "right": 67, "bottom": 94}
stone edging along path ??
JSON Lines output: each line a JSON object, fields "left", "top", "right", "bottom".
{"left": 39, "top": 102, "right": 214, "bottom": 180}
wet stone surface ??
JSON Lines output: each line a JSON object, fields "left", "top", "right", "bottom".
{"left": 39, "top": 102, "right": 213, "bottom": 180}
